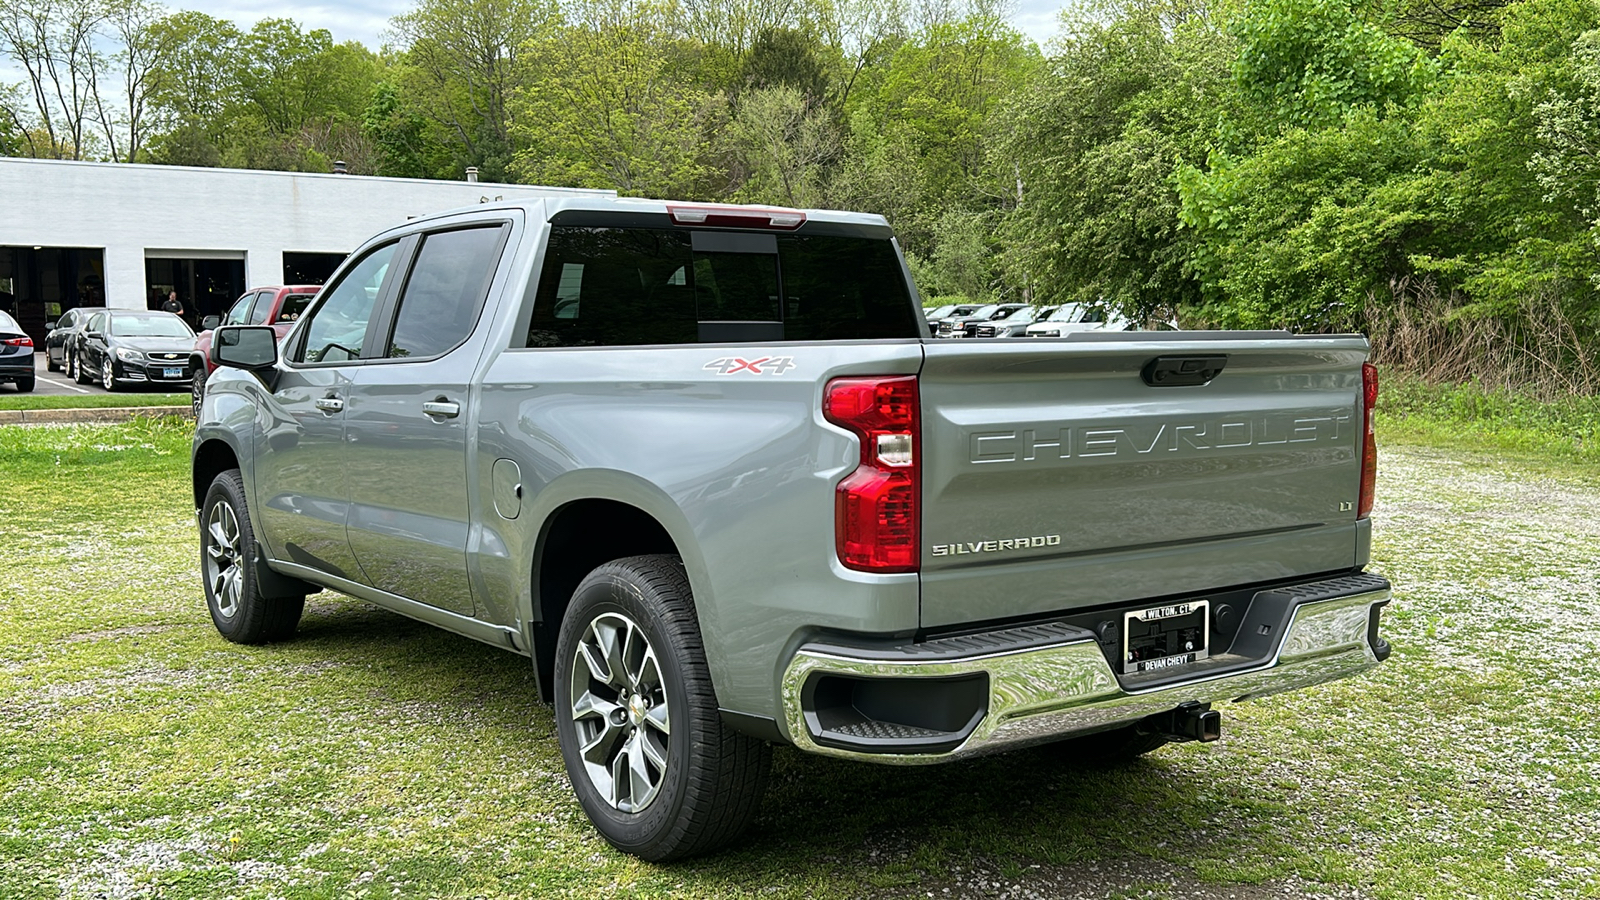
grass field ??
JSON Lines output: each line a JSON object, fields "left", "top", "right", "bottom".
{"left": 1, "top": 414, "right": 1597, "bottom": 899}
{"left": 0, "top": 392, "right": 188, "bottom": 411}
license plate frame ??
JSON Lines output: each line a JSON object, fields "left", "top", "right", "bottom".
{"left": 1122, "top": 599, "right": 1210, "bottom": 675}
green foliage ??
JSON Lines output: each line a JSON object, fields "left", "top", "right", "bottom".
{"left": 998, "top": 0, "right": 1232, "bottom": 321}
{"left": 1232, "top": 0, "right": 1437, "bottom": 132}
{"left": 511, "top": 0, "right": 721, "bottom": 197}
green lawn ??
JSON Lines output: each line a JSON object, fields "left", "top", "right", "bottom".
{"left": 1, "top": 416, "right": 1597, "bottom": 898}
{"left": 0, "top": 392, "right": 187, "bottom": 410}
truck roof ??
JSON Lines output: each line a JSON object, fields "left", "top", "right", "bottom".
{"left": 391, "top": 196, "right": 892, "bottom": 234}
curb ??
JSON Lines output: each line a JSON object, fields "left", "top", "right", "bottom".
{"left": 0, "top": 406, "right": 192, "bottom": 424}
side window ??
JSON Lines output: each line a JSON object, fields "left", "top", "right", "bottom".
{"left": 223, "top": 293, "right": 257, "bottom": 326}
{"left": 246, "top": 293, "right": 273, "bottom": 325}
{"left": 88, "top": 313, "right": 106, "bottom": 334}
{"left": 526, "top": 228, "right": 695, "bottom": 347}
{"left": 295, "top": 243, "right": 398, "bottom": 364}
{"left": 278, "top": 293, "right": 314, "bottom": 322}
{"left": 382, "top": 226, "right": 505, "bottom": 360}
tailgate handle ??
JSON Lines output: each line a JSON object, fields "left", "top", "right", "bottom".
{"left": 1142, "top": 355, "right": 1227, "bottom": 387}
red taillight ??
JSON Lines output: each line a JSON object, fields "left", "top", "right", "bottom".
{"left": 3, "top": 336, "right": 32, "bottom": 347}
{"left": 667, "top": 204, "right": 807, "bottom": 230}
{"left": 824, "top": 376, "right": 919, "bottom": 572}
{"left": 1358, "top": 362, "right": 1378, "bottom": 519}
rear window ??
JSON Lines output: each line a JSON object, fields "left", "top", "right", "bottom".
{"left": 525, "top": 227, "right": 919, "bottom": 347}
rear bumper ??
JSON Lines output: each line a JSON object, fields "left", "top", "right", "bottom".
{"left": 779, "top": 573, "right": 1390, "bottom": 764}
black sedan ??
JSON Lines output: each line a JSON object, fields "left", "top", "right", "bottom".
{"left": 0, "top": 310, "right": 34, "bottom": 392}
{"left": 75, "top": 309, "right": 197, "bottom": 391}
{"left": 44, "top": 306, "right": 102, "bottom": 374}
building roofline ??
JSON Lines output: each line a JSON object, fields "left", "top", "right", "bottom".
{"left": 0, "top": 156, "right": 615, "bottom": 196}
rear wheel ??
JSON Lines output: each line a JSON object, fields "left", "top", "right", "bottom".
{"left": 71, "top": 352, "right": 91, "bottom": 384}
{"left": 201, "top": 468, "right": 304, "bottom": 643}
{"left": 14, "top": 376, "right": 34, "bottom": 393}
{"left": 46, "top": 352, "right": 59, "bottom": 372}
{"left": 554, "top": 555, "right": 770, "bottom": 861}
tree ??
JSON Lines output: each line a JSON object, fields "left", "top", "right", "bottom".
{"left": 726, "top": 84, "right": 838, "bottom": 205}
{"left": 512, "top": 0, "right": 721, "bottom": 197}
{"left": 0, "top": 0, "right": 107, "bottom": 158}
{"left": 391, "top": 0, "right": 554, "bottom": 181}
{"left": 997, "top": 0, "right": 1233, "bottom": 320}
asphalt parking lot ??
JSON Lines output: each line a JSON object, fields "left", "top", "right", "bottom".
{"left": 12, "top": 351, "right": 185, "bottom": 397}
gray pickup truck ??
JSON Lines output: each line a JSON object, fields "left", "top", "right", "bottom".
{"left": 192, "top": 198, "right": 1390, "bottom": 861}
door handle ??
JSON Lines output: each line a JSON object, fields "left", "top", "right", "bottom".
{"left": 422, "top": 400, "right": 460, "bottom": 418}
{"left": 314, "top": 397, "right": 345, "bottom": 413}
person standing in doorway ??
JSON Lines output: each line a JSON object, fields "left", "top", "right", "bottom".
{"left": 163, "top": 291, "right": 185, "bottom": 321}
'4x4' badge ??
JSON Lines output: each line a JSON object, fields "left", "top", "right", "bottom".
{"left": 704, "top": 356, "right": 796, "bottom": 375}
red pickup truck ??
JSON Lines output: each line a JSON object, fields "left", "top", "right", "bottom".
{"left": 190, "top": 285, "right": 319, "bottom": 416}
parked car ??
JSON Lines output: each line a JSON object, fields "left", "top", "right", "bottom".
{"left": 1025, "top": 303, "right": 1132, "bottom": 337}
{"left": 928, "top": 303, "right": 983, "bottom": 334}
{"left": 75, "top": 309, "right": 196, "bottom": 391}
{"left": 0, "top": 310, "right": 34, "bottom": 392}
{"left": 972, "top": 305, "right": 1059, "bottom": 338}
{"left": 195, "top": 196, "right": 1389, "bottom": 861}
{"left": 190, "top": 285, "right": 319, "bottom": 416}
{"left": 938, "top": 302, "right": 1030, "bottom": 338}
{"left": 43, "top": 307, "right": 101, "bottom": 372}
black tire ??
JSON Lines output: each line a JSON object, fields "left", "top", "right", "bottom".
{"left": 191, "top": 366, "right": 207, "bottom": 418}
{"left": 554, "top": 555, "right": 770, "bottom": 862}
{"left": 101, "top": 357, "right": 119, "bottom": 392}
{"left": 72, "top": 352, "right": 92, "bottom": 385}
{"left": 46, "top": 353, "right": 59, "bottom": 373}
{"left": 1055, "top": 723, "right": 1169, "bottom": 765}
{"left": 15, "top": 376, "right": 34, "bottom": 393}
{"left": 200, "top": 468, "right": 304, "bottom": 643}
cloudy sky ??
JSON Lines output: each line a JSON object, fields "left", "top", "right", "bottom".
{"left": 204, "top": 0, "right": 1064, "bottom": 53}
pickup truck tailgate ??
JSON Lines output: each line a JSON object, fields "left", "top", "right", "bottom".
{"left": 918, "top": 334, "right": 1368, "bottom": 628}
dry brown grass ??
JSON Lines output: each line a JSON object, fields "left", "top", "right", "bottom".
{"left": 1366, "top": 277, "right": 1600, "bottom": 398}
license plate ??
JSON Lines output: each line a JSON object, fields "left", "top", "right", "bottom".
{"left": 1122, "top": 600, "right": 1210, "bottom": 675}
{"left": 163, "top": 367, "right": 183, "bottom": 378}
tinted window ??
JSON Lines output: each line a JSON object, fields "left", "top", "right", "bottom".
{"left": 383, "top": 226, "right": 504, "bottom": 360}
{"left": 525, "top": 227, "right": 918, "bottom": 347}
{"left": 296, "top": 243, "right": 398, "bottom": 364}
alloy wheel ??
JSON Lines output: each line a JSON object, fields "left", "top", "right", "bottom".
{"left": 203, "top": 498, "right": 244, "bottom": 619}
{"left": 567, "top": 611, "right": 672, "bottom": 813}
{"left": 101, "top": 359, "right": 114, "bottom": 390}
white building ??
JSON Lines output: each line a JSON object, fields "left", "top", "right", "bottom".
{"left": 0, "top": 158, "right": 613, "bottom": 341}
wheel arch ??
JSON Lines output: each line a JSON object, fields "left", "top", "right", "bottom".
{"left": 192, "top": 436, "right": 241, "bottom": 509}
{"left": 530, "top": 497, "right": 688, "bottom": 702}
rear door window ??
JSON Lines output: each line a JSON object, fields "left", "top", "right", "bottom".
{"left": 379, "top": 225, "right": 507, "bottom": 360}
{"left": 525, "top": 226, "right": 918, "bottom": 347}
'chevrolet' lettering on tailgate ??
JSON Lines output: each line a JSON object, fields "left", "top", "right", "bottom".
{"left": 967, "top": 411, "right": 1354, "bottom": 465}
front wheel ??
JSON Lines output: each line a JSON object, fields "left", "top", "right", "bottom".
{"left": 101, "top": 358, "right": 118, "bottom": 392}
{"left": 201, "top": 468, "right": 304, "bottom": 643}
{"left": 191, "top": 366, "right": 207, "bottom": 418}
{"left": 554, "top": 555, "right": 770, "bottom": 861}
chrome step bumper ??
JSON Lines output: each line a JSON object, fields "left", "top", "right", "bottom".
{"left": 779, "top": 576, "right": 1391, "bottom": 764}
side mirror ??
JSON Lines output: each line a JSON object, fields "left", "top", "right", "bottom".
{"left": 46, "top": 320, "right": 57, "bottom": 330}
{"left": 200, "top": 315, "right": 221, "bottom": 331}
{"left": 211, "top": 326, "right": 278, "bottom": 370}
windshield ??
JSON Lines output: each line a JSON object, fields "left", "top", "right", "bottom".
{"left": 965, "top": 305, "right": 999, "bottom": 319}
{"left": 926, "top": 304, "right": 956, "bottom": 319}
{"left": 999, "top": 307, "right": 1039, "bottom": 325}
{"left": 990, "top": 306, "right": 1029, "bottom": 320}
{"left": 111, "top": 315, "right": 194, "bottom": 338}
{"left": 1046, "top": 304, "right": 1087, "bottom": 323}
